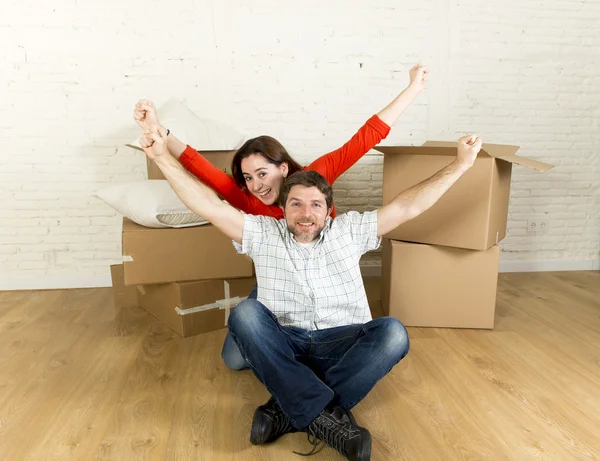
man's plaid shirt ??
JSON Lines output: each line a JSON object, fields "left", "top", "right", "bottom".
{"left": 233, "top": 210, "right": 381, "bottom": 330}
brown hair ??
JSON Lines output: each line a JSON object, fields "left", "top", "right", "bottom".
{"left": 231, "top": 136, "right": 302, "bottom": 190}
{"left": 279, "top": 170, "right": 333, "bottom": 210}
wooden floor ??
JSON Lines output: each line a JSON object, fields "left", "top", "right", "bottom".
{"left": 1, "top": 271, "right": 599, "bottom": 461}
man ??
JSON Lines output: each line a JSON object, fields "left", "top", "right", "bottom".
{"left": 139, "top": 126, "right": 482, "bottom": 461}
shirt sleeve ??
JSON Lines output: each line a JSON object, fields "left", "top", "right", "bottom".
{"left": 179, "top": 146, "right": 286, "bottom": 218}
{"left": 306, "top": 114, "right": 391, "bottom": 185}
{"left": 337, "top": 210, "right": 382, "bottom": 255}
{"left": 178, "top": 146, "right": 253, "bottom": 211}
{"left": 232, "top": 214, "right": 274, "bottom": 258}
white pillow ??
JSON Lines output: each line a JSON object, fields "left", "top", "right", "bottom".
{"left": 127, "top": 98, "right": 245, "bottom": 151}
{"left": 94, "top": 180, "right": 210, "bottom": 228}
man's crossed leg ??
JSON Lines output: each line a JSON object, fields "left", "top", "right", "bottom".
{"left": 228, "top": 298, "right": 409, "bottom": 460}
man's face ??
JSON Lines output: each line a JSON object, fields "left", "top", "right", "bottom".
{"left": 283, "top": 185, "right": 331, "bottom": 243}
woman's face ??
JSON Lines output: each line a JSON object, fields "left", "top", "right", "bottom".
{"left": 241, "top": 154, "right": 289, "bottom": 205}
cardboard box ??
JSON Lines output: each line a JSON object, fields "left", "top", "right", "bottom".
{"left": 110, "top": 264, "right": 138, "bottom": 308}
{"left": 381, "top": 240, "right": 500, "bottom": 329}
{"left": 122, "top": 218, "right": 254, "bottom": 286}
{"left": 137, "top": 277, "right": 256, "bottom": 337}
{"left": 147, "top": 150, "right": 237, "bottom": 180}
{"left": 375, "top": 142, "right": 554, "bottom": 250}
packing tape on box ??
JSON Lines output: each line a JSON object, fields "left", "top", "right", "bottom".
{"left": 136, "top": 285, "right": 146, "bottom": 296}
{"left": 174, "top": 281, "right": 247, "bottom": 326}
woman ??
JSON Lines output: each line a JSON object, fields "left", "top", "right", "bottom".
{"left": 135, "top": 64, "right": 428, "bottom": 369}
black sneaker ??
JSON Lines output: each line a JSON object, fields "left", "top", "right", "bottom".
{"left": 303, "top": 406, "right": 371, "bottom": 461}
{"left": 250, "top": 397, "right": 298, "bottom": 445}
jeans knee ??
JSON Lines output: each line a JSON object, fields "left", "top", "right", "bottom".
{"left": 222, "top": 351, "right": 248, "bottom": 370}
{"left": 228, "top": 298, "right": 266, "bottom": 334}
{"left": 221, "top": 333, "right": 249, "bottom": 371}
{"left": 378, "top": 317, "right": 410, "bottom": 361}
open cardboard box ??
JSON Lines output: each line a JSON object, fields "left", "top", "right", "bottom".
{"left": 381, "top": 239, "right": 500, "bottom": 329}
{"left": 375, "top": 142, "right": 554, "bottom": 251}
{"left": 137, "top": 277, "right": 256, "bottom": 337}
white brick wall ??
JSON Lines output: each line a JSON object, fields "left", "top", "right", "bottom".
{"left": 1, "top": 0, "right": 598, "bottom": 289}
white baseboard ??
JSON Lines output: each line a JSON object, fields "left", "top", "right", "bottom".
{"left": 0, "top": 274, "right": 112, "bottom": 291}
{"left": 1, "top": 259, "right": 598, "bottom": 291}
{"left": 498, "top": 259, "right": 600, "bottom": 273}
{"left": 360, "top": 258, "right": 600, "bottom": 277}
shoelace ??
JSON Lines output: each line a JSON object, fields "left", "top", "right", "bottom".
{"left": 293, "top": 416, "right": 352, "bottom": 457}
{"left": 293, "top": 430, "right": 325, "bottom": 457}
{"left": 318, "top": 423, "right": 350, "bottom": 457}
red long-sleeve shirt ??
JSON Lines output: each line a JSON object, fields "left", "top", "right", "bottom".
{"left": 179, "top": 114, "right": 390, "bottom": 219}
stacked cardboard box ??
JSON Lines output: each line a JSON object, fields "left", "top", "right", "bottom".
{"left": 110, "top": 264, "right": 138, "bottom": 308}
{"left": 111, "top": 150, "right": 256, "bottom": 337}
{"left": 377, "top": 142, "right": 553, "bottom": 329}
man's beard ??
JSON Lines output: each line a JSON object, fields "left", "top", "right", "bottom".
{"left": 287, "top": 221, "right": 325, "bottom": 243}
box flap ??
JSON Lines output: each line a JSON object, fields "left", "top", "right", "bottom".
{"left": 421, "top": 141, "right": 458, "bottom": 148}
{"left": 486, "top": 151, "right": 554, "bottom": 172}
{"left": 402, "top": 141, "right": 552, "bottom": 172}
{"left": 480, "top": 143, "right": 520, "bottom": 158}
{"left": 373, "top": 145, "right": 460, "bottom": 157}
{"left": 423, "top": 140, "right": 517, "bottom": 159}
{"left": 110, "top": 264, "right": 138, "bottom": 307}
{"left": 481, "top": 143, "right": 554, "bottom": 172}
{"left": 423, "top": 141, "right": 520, "bottom": 155}
{"left": 425, "top": 141, "right": 553, "bottom": 171}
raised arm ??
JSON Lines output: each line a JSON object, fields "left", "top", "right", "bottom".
{"left": 134, "top": 99, "right": 253, "bottom": 211}
{"left": 134, "top": 100, "right": 188, "bottom": 159}
{"left": 376, "top": 64, "right": 428, "bottom": 126}
{"left": 139, "top": 126, "right": 245, "bottom": 244}
{"left": 177, "top": 146, "right": 255, "bottom": 210}
{"left": 376, "top": 135, "right": 482, "bottom": 237}
{"left": 308, "top": 64, "right": 428, "bottom": 184}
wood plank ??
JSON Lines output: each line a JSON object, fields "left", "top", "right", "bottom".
{"left": 0, "top": 272, "right": 599, "bottom": 460}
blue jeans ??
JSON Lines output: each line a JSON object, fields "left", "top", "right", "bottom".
{"left": 220, "top": 285, "right": 257, "bottom": 370}
{"left": 227, "top": 298, "right": 410, "bottom": 429}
